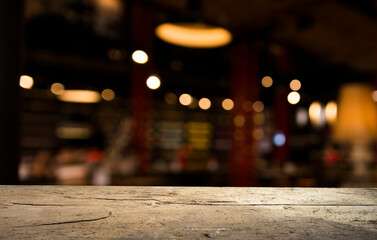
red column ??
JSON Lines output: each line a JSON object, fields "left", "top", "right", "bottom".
{"left": 229, "top": 42, "right": 259, "bottom": 186}
{"left": 130, "top": 3, "right": 154, "bottom": 174}
{"left": 274, "top": 46, "right": 290, "bottom": 164}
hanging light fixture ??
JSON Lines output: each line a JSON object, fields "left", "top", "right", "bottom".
{"left": 155, "top": 22, "right": 232, "bottom": 48}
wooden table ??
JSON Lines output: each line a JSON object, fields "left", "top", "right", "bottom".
{"left": 0, "top": 186, "right": 376, "bottom": 239}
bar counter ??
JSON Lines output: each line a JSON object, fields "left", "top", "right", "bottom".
{"left": 0, "top": 186, "right": 376, "bottom": 239}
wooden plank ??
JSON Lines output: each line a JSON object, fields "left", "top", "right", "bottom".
{"left": 0, "top": 186, "right": 376, "bottom": 239}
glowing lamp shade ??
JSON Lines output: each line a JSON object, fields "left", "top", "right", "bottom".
{"left": 155, "top": 23, "right": 232, "bottom": 48}
{"left": 57, "top": 90, "right": 101, "bottom": 103}
{"left": 325, "top": 101, "right": 337, "bottom": 125}
{"left": 333, "top": 83, "right": 377, "bottom": 142}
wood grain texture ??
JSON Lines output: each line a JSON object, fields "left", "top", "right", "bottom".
{"left": 0, "top": 186, "right": 376, "bottom": 239}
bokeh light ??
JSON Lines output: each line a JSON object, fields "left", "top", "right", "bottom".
{"left": 132, "top": 50, "right": 148, "bottom": 64}
{"left": 233, "top": 129, "right": 244, "bottom": 141}
{"left": 107, "top": 48, "right": 123, "bottom": 61}
{"left": 222, "top": 98, "right": 234, "bottom": 110}
{"left": 289, "top": 79, "right": 301, "bottom": 91}
{"left": 188, "top": 97, "right": 198, "bottom": 109}
{"left": 179, "top": 93, "right": 193, "bottom": 106}
{"left": 296, "top": 107, "right": 308, "bottom": 127}
{"left": 253, "top": 113, "right": 265, "bottom": 125}
{"left": 165, "top": 93, "right": 177, "bottom": 105}
{"left": 50, "top": 83, "right": 65, "bottom": 95}
{"left": 309, "top": 101, "right": 325, "bottom": 128}
{"left": 253, "top": 101, "right": 264, "bottom": 112}
{"left": 233, "top": 115, "right": 246, "bottom": 127}
{"left": 242, "top": 101, "right": 253, "bottom": 112}
{"left": 273, "top": 131, "right": 286, "bottom": 147}
{"left": 101, "top": 89, "right": 115, "bottom": 101}
{"left": 19, "top": 75, "right": 34, "bottom": 89}
{"left": 287, "top": 91, "right": 300, "bottom": 105}
{"left": 57, "top": 90, "right": 101, "bottom": 103}
{"left": 325, "top": 101, "right": 337, "bottom": 125}
{"left": 372, "top": 90, "right": 377, "bottom": 102}
{"left": 261, "top": 76, "right": 273, "bottom": 88}
{"left": 253, "top": 128, "right": 264, "bottom": 140}
{"left": 146, "top": 75, "right": 161, "bottom": 90}
{"left": 198, "top": 98, "right": 211, "bottom": 110}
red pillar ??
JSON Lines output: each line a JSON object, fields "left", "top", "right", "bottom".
{"left": 130, "top": 3, "right": 154, "bottom": 174}
{"left": 229, "top": 43, "right": 259, "bottom": 186}
{"left": 274, "top": 46, "right": 290, "bottom": 164}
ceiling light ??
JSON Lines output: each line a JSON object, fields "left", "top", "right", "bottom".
{"left": 155, "top": 23, "right": 232, "bottom": 48}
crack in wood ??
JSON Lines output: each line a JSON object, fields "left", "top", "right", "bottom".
{"left": 17, "top": 211, "right": 112, "bottom": 227}
{"left": 12, "top": 202, "right": 69, "bottom": 207}
{"left": 92, "top": 198, "right": 377, "bottom": 207}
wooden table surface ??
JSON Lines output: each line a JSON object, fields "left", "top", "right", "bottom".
{"left": 0, "top": 186, "right": 376, "bottom": 239}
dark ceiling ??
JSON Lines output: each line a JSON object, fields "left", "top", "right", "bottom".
{"left": 23, "top": 0, "right": 377, "bottom": 103}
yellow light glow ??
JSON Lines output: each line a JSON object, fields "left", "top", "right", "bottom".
{"left": 234, "top": 115, "right": 246, "bottom": 127}
{"left": 198, "top": 98, "right": 211, "bottom": 110}
{"left": 334, "top": 84, "right": 377, "bottom": 141}
{"left": 19, "top": 75, "right": 34, "bottom": 89}
{"left": 132, "top": 50, "right": 148, "bottom": 64}
{"left": 57, "top": 90, "right": 101, "bottom": 103}
{"left": 253, "top": 113, "right": 265, "bottom": 125}
{"left": 253, "top": 101, "right": 264, "bottom": 112}
{"left": 253, "top": 129, "right": 264, "bottom": 140}
{"left": 50, "top": 83, "right": 65, "bottom": 95}
{"left": 242, "top": 101, "right": 253, "bottom": 112}
{"left": 146, "top": 75, "right": 161, "bottom": 90}
{"left": 296, "top": 107, "right": 308, "bottom": 127}
{"left": 107, "top": 48, "right": 123, "bottom": 61}
{"left": 95, "top": 0, "right": 121, "bottom": 12}
{"left": 188, "top": 97, "right": 198, "bottom": 109}
{"left": 372, "top": 91, "right": 377, "bottom": 102}
{"left": 325, "top": 101, "right": 337, "bottom": 125}
{"left": 155, "top": 23, "right": 232, "bottom": 48}
{"left": 287, "top": 91, "right": 301, "bottom": 105}
{"left": 261, "top": 76, "right": 273, "bottom": 88}
{"left": 222, "top": 98, "right": 234, "bottom": 111}
{"left": 309, "top": 101, "right": 325, "bottom": 128}
{"left": 179, "top": 93, "right": 192, "bottom": 106}
{"left": 290, "top": 79, "right": 301, "bottom": 91}
{"left": 56, "top": 126, "right": 92, "bottom": 139}
{"left": 233, "top": 129, "right": 244, "bottom": 141}
{"left": 165, "top": 93, "right": 177, "bottom": 105}
{"left": 101, "top": 89, "right": 115, "bottom": 101}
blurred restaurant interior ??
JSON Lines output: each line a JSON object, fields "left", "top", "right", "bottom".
{"left": 1, "top": 0, "right": 377, "bottom": 187}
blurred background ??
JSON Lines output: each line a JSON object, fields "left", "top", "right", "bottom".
{"left": 1, "top": 0, "right": 377, "bottom": 187}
